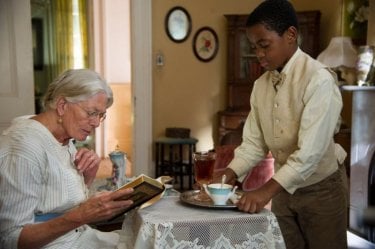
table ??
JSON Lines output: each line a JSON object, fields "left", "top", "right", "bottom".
{"left": 155, "top": 137, "right": 198, "bottom": 190}
{"left": 121, "top": 196, "right": 285, "bottom": 249}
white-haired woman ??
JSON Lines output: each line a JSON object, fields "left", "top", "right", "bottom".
{"left": 0, "top": 69, "right": 133, "bottom": 249}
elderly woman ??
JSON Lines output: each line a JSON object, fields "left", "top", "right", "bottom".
{"left": 0, "top": 69, "right": 133, "bottom": 249}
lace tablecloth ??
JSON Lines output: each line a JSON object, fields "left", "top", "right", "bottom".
{"left": 121, "top": 196, "right": 285, "bottom": 249}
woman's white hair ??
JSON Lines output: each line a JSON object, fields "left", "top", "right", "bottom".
{"left": 43, "top": 69, "right": 113, "bottom": 110}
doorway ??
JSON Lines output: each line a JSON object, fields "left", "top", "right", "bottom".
{"left": 30, "top": 0, "right": 133, "bottom": 161}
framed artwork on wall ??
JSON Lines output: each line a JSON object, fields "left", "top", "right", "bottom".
{"left": 192, "top": 26, "right": 219, "bottom": 62}
{"left": 165, "top": 6, "right": 192, "bottom": 43}
{"left": 342, "top": 0, "right": 369, "bottom": 46}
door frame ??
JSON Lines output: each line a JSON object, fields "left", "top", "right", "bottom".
{"left": 130, "top": 0, "right": 153, "bottom": 176}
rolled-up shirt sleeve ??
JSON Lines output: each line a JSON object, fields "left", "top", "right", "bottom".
{"left": 227, "top": 84, "right": 270, "bottom": 180}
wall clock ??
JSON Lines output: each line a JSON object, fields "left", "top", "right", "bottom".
{"left": 165, "top": 6, "right": 192, "bottom": 43}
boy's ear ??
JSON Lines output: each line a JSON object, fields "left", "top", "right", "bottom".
{"left": 285, "top": 26, "right": 298, "bottom": 43}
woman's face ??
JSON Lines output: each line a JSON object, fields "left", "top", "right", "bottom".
{"left": 246, "top": 23, "right": 296, "bottom": 71}
{"left": 63, "top": 92, "right": 108, "bottom": 142}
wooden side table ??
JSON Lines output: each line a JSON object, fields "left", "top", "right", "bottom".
{"left": 155, "top": 137, "right": 198, "bottom": 190}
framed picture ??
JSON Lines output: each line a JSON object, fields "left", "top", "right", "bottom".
{"left": 342, "top": 0, "right": 369, "bottom": 46}
{"left": 32, "top": 18, "right": 43, "bottom": 70}
{"left": 165, "top": 6, "right": 192, "bottom": 43}
{"left": 192, "top": 27, "right": 219, "bottom": 62}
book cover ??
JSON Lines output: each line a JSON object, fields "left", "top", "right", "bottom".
{"left": 109, "top": 174, "right": 165, "bottom": 221}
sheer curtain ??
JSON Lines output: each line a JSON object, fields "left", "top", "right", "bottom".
{"left": 47, "top": 0, "right": 88, "bottom": 82}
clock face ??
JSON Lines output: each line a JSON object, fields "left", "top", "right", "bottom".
{"left": 165, "top": 7, "right": 191, "bottom": 43}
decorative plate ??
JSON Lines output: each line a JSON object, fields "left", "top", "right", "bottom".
{"left": 192, "top": 26, "right": 219, "bottom": 62}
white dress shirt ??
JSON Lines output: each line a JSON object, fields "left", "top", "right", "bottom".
{"left": 228, "top": 48, "right": 344, "bottom": 194}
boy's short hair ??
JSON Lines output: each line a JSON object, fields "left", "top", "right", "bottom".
{"left": 246, "top": 0, "right": 299, "bottom": 36}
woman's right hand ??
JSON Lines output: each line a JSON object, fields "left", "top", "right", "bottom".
{"left": 18, "top": 188, "right": 134, "bottom": 249}
{"left": 64, "top": 187, "right": 134, "bottom": 225}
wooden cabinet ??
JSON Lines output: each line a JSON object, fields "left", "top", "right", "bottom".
{"left": 296, "top": 11, "right": 322, "bottom": 58}
{"left": 218, "top": 11, "right": 321, "bottom": 143}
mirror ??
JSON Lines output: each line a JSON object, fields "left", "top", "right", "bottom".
{"left": 165, "top": 6, "right": 191, "bottom": 43}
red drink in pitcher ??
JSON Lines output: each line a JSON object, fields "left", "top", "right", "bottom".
{"left": 194, "top": 157, "right": 215, "bottom": 185}
{"left": 193, "top": 151, "right": 216, "bottom": 201}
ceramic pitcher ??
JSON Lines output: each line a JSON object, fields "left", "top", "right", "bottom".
{"left": 109, "top": 146, "right": 127, "bottom": 189}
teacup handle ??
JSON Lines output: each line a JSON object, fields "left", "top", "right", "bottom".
{"left": 231, "top": 185, "right": 238, "bottom": 194}
{"left": 229, "top": 186, "right": 239, "bottom": 203}
{"left": 202, "top": 184, "right": 210, "bottom": 197}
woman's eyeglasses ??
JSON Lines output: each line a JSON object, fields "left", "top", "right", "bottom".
{"left": 76, "top": 104, "right": 106, "bottom": 122}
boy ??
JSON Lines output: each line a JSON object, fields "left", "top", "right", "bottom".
{"left": 221, "top": 0, "right": 348, "bottom": 248}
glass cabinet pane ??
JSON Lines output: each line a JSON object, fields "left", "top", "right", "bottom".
{"left": 239, "top": 31, "right": 261, "bottom": 82}
{"left": 239, "top": 31, "right": 251, "bottom": 79}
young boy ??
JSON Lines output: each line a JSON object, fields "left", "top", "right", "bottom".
{"left": 221, "top": 0, "right": 348, "bottom": 248}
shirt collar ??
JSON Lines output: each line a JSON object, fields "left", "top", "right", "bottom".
{"left": 271, "top": 48, "right": 301, "bottom": 90}
{"left": 281, "top": 47, "right": 301, "bottom": 75}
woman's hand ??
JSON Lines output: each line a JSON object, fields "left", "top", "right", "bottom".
{"left": 64, "top": 188, "right": 134, "bottom": 225}
{"left": 18, "top": 188, "right": 134, "bottom": 249}
{"left": 74, "top": 148, "right": 101, "bottom": 185}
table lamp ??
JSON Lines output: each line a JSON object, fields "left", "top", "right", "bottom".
{"left": 317, "top": 36, "right": 358, "bottom": 84}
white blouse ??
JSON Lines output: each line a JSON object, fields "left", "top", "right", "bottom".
{"left": 0, "top": 117, "right": 119, "bottom": 249}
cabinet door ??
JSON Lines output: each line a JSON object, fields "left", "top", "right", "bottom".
{"left": 296, "top": 11, "right": 321, "bottom": 58}
{"left": 226, "top": 15, "right": 264, "bottom": 84}
{"left": 226, "top": 15, "right": 263, "bottom": 110}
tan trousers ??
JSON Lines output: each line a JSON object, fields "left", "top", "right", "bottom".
{"left": 272, "top": 166, "right": 348, "bottom": 249}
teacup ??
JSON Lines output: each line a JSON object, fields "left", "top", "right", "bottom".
{"left": 203, "top": 183, "right": 237, "bottom": 205}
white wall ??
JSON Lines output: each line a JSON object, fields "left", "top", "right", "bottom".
{"left": 92, "top": 0, "right": 153, "bottom": 178}
{"left": 0, "top": 0, "right": 34, "bottom": 133}
{"left": 103, "top": 0, "right": 131, "bottom": 83}
{"left": 92, "top": 0, "right": 132, "bottom": 157}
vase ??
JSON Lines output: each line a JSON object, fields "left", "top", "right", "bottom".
{"left": 109, "top": 148, "right": 127, "bottom": 189}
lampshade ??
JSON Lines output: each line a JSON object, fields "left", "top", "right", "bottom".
{"left": 317, "top": 36, "right": 357, "bottom": 68}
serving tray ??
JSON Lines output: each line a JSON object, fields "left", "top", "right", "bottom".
{"left": 180, "top": 190, "right": 242, "bottom": 209}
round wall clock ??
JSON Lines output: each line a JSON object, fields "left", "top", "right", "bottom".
{"left": 165, "top": 6, "right": 192, "bottom": 43}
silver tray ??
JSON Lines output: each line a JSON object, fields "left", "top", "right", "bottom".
{"left": 179, "top": 190, "right": 242, "bottom": 209}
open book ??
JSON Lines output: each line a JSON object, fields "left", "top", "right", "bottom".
{"left": 109, "top": 174, "right": 166, "bottom": 221}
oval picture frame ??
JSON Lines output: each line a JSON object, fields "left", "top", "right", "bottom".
{"left": 192, "top": 26, "right": 219, "bottom": 62}
{"left": 165, "top": 6, "right": 192, "bottom": 43}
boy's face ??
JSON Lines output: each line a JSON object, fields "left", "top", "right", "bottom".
{"left": 246, "top": 23, "right": 297, "bottom": 71}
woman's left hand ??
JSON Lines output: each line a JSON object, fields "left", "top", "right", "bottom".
{"left": 74, "top": 148, "right": 101, "bottom": 185}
